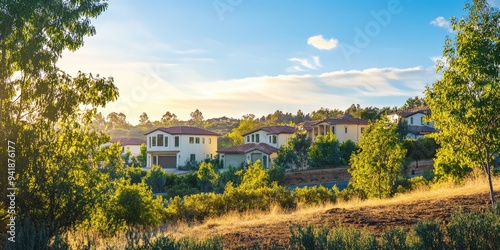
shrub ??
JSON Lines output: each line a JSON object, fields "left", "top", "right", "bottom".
{"left": 126, "top": 166, "right": 147, "bottom": 184}
{"left": 289, "top": 225, "right": 377, "bottom": 250}
{"left": 143, "top": 165, "right": 167, "bottom": 193}
{"left": 408, "top": 220, "right": 445, "bottom": 250}
{"left": 380, "top": 227, "right": 408, "bottom": 250}
{"left": 293, "top": 185, "right": 336, "bottom": 206}
{"left": 446, "top": 208, "right": 500, "bottom": 250}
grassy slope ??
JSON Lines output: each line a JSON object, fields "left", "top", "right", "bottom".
{"left": 168, "top": 177, "right": 500, "bottom": 249}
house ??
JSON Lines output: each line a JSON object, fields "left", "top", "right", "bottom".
{"left": 110, "top": 137, "right": 146, "bottom": 157}
{"left": 387, "top": 106, "right": 436, "bottom": 139}
{"left": 302, "top": 117, "right": 369, "bottom": 143}
{"left": 145, "top": 126, "right": 219, "bottom": 169}
{"left": 217, "top": 126, "right": 295, "bottom": 168}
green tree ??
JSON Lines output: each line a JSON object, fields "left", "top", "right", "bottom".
{"left": 112, "top": 180, "right": 164, "bottom": 227}
{"left": 226, "top": 115, "right": 261, "bottom": 146}
{"left": 144, "top": 165, "right": 167, "bottom": 193}
{"left": 310, "top": 107, "right": 343, "bottom": 120}
{"left": 139, "top": 112, "right": 151, "bottom": 126}
{"left": 161, "top": 111, "right": 178, "bottom": 126}
{"left": 0, "top": 0, "right": 117, "bottom": 242}
{"left": 189, "top": 109, "right": 204, "bottom": 126}
{"left": 349, "top": 119, "right": 407, "bottom": 198}
{"left": 275, "top": 132, "right": 311, "bottom": 170}
{"left": 196, "top": 162, "right": 219, "bottom": 192}
{"left": 106, "top": 112, "right": 130, "bottom": 129}
{"left": 308, "top": 132, "right": 342, "bottom": 168}
{"left": 239, "top": 160, "right": 269, "bottom": 190}
{"left": 400, "top": 96, "right": 426, "bottom": 110}
{"left": 340, "top": 140, "right": 357, "bottom": 165}
{"left": 137, "top": 143, "right": 147, "bottom": 168}
{"left": 424, "top": 0, "right": 500, "bottom": 206}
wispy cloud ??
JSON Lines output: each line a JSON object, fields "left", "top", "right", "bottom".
{"left": 103, "top": 66, "right": 439, "bottom": 122}
{"left": 430, "top": 16, "right": 452, "bottom": 32}
{"left": 287, "top": 56, "right": 322, "bottom": 72}
{"left": 307, "top": 35, "right": 339, "bottom": 50}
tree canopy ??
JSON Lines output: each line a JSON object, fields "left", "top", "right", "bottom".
{"left": 425, "top": 0, "right": 499, "bottom": 206}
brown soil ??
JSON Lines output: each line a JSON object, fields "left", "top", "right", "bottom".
{"left": 221, "top": 191, "right": 499, "bottom": 249}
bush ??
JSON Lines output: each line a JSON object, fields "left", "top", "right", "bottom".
{"left": 126, "top": 166, "right": 147, "bottom": 184}
{"left": 289, "top": 225, "right": 377, "bottom": 250}
{"left": 408, "top": 220, "right": 445, "bottom": 250}
{"left": 267, "top": 165, "right": 286, "bottom": 186}
{"left": 380, "top": 227, "right": 408, "bottom": 250}
{"left": 447, "top": 208, "right": 500, "bottom": 250}
{"left": 144, "top": 165, "right": 167, "bottom": 193}
{"left": 293, "top": 185, "right": 336, "bottom": 206}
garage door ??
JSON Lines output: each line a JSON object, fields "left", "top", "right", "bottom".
{"left": 157, "top": 156, "right": 176, "bottom": 168}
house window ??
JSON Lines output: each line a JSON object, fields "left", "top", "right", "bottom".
{"left": 256, "top": 134, "right": 260, "bottom": 143}
{"left": 157, "top": 134, "right": 164, "bottom": 147}
{"left": 174, "top": 136, "right": 179, "bottom": 147}
{"left": 251, "top": 134, "right": 255, "bottom": 142}
{"left": 148, "top": 136, "right": 151, "bottom": 147}
{"left": 190, "top": 154, "right": 196, "bottom": 161}
{"left": 269, "top": 136, "right": 272, "bottom": 143}
{"left": 195, "top": 137, "right": 200, "bottom": 144}
{"left": 331, "top": 126, "right": 335, "bottom": 134}
{"left": 345, "top": 127, "right": 348, "bottom": 133}
{"left": 209, "top": 138, "right": 212, "bottom": 144}
{"left": 272, "top": 135, "right": 277, "bottom": 144}
{"left": 165, "top": 136, "right": 168, "bottom": 147}
{"left": 202, "top": 138, "right": 205, "bottom": 144}
{"left": 152, "top": 136, "right": 157, "bottom": 147}
{"left": 189, "top": 137, "right": 194, "bottom": 144}
{"left": 410, "top": 117, "right": 414, "bottom": 125}
{"left": 247, "top": 136, "right": 250, "bottom": 143}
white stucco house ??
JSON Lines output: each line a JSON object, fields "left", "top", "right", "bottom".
{"left": 110, "top": 137, "right": 146, "bottom": 157}
{"left": 387, "top": 106, "right": 436, "bottom": 139}
{"left": 145, "top": 126, "right": 219, "bottom": 169}
{"left": 301, "top": 117, "right": 369, "bottom": 143}
{"left": 217, "top": 126, "right": 295, "bottom": 168}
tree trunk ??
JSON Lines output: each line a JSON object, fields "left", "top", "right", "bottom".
{"left": 486, "top": 164, "right": 496, "bottom": 209}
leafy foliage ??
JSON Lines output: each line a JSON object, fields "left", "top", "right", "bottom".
{"left": 340, "top": 139, "right": 357, "bottom": 165}
{"left": 275, "top": 132, "right": 311, "bottom": 170}
{"left": 425, "top": 0, "right": 500, "bottom": 205}
{"left": 349, "top": 119, "right": 407, "bottom": 198}
{"left": 144, "top": 165, "right": 167, "bottom": 193}
{"left": 308, "top": 132, "right": 341, "bottom": 168}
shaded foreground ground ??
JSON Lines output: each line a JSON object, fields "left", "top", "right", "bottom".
{"left": 172, "top": 178, "right": 499, "bottom": 249}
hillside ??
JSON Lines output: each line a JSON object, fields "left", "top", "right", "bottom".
{"left": 168, "top": 178, "right": 499, "bottom": 249}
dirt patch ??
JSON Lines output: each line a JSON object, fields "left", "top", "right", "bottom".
{"left": 221, "top": 192, "right": 499, "bottom": 249}
{"left": 284, "top": 168, "right": 351, "bottom": 186}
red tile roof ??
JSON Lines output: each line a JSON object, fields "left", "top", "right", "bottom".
{"left": 110, "top": 137, "right": 146, "bottom": 146}
{"left": 243, "top": 126, "right": 295, "bottom": 136}
{"left": 217, "top": 143, "right": 279, "bottom": 155}
{"left": 394, "top": 106, "right": 431, "bottom": 118}
{"left": 314, "top": 117, "right": 369, "bottom": 126}
{"left": 145, "top": 126, "right": 220, "bottom": 136}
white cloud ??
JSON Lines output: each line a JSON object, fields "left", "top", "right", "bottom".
{"left": 307, "top": 35, "right": 339, "bottom": 50}
{"left": 430, "top": 16, "right": 452, "bottom": 32}
{"left": 287, "top": 56, "right": 322, "bottom": 72}
{"left": 106, "top": 66, "right": 439, "bottom": 122}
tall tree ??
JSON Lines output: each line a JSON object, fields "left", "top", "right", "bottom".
{"left": 308, "top": 132, "right": 342, "bottom": 168}
{"left": 400, "top": 96, "right": 426, "bottom": 110}
{"left": 161, "top": 111, "right": 178, "bottom": 126}
{"left": 139, "top": 112, "right": 151, "bottom": 126}
{"left": 425, "top": 0, "right": 499, "bottom": 206}
{"left": 275, "top": 132, "right": 311, "bottom": 170}
{"left": 349, "top": 119, "right": 407, "bottom": 198}
{"left": 310, "top": 107, "right": 343, "bottom": 120}
{"left": 226, "top": 115, "right": 261, "bottom": 146}
{"left": 189, "top": 109, "right": 204, "bottom": 126}
{"left": 0, "top": 0, "right": 117, "bottom": 244}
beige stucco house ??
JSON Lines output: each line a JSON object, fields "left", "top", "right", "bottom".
{"left": 387, "top": 106, "right": 435, "bottom": 139}
{"left": 302, "top": 117, "right": 369, "bottom": 143}
{"left": 110, "top": 137, "right": 146, "bottom": 157}
{"left": 218, "top": 126, "right": 295, "bottom": 168}
{"left": 145, "top": 126, "right": 219, "bottom": 169}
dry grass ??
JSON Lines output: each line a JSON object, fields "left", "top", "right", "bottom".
{"left": 167, "top": 176, "right": 500, "bottom": 241}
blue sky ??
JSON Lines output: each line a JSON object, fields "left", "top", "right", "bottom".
{"left": 58, "top": 0, "right": 499, "bottom": 123}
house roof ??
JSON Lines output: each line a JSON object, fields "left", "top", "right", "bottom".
{"left": 393, "top": 106, "right": 431, "bottom": 118}
{"left": 408, "top": 125, "right": 436, "bottom": 135}
{"left": 111, "top": 137, "right": 146, "bottom": 146}
{"left": 297, "top": 121, "right": 319, "bottom": 132}
{"left": 217, "top": 143, "right": 279, "bottom": 155}
{"left": 314, "top": 117, "right": 369, "bottom": 126}
{"left": 145, "top": 126, "right": 220, "bottom": 136}
{"left": 243, "top": 126, "right": 295, "bottom": 136}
